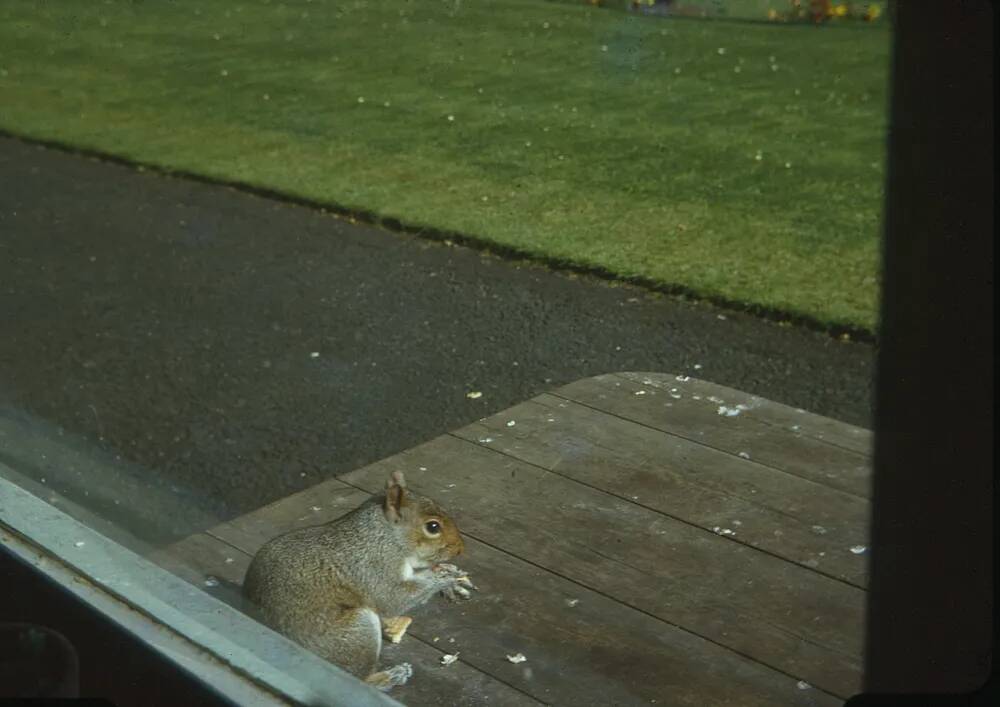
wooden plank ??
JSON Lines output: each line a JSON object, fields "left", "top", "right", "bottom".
{"left": 208, "top": 478, "right": 370, "bottom": 555}
{"left": 149, "top": 533, "right": 247, "bottom": 590}
{"left": 338, "top": 436, "right": 865, "bottom": 698}
{"left": 147, "top": 533, "right": 248, "bottom": 611}
{"left": 553, "top": 374, "right": 872, "bottom": 498}
{"left": 382, "top": 638, "right": 542, "bottom": 707}
{"left": 617, "top": 372, "right": 873, "bottom": 456}
{"left": 149, "top": 532, "right": 540, "bottom": 706}
{"left": 451, "top": 394, "right": 870, "bottom": 587}
{"left": 391, "top": 537, "right": 842, "bottom": 707}
{"left": 153, "top": 514, "right": 841, "bottom": 705}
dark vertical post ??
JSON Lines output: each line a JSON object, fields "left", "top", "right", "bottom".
{"left": 867, "top": 0, "right": 994, "bottom": 695}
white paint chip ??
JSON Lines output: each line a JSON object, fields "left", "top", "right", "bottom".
{"left": 440, "top": 653, "right": 460, "bottom": 666}
{"left": 466, "top": 391, "right": 483, "bottom": 399}
{"left": 506, "top": 653, "right": 527, "bottom": 664}
{"left": 850, "top": 545, "right": 867, "bottom": 554}
{"left": 506, "top": 420, "right": 516, "bottom": 427}
{"left": 797, "top": 681, "right": 811, "bottom": 690}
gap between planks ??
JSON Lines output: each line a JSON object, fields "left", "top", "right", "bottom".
{"left": 549, "top": 375, "right": 871, "bottom": 501}
{"left": 449, "top": 391, "right": 870, "bottom": 586}
{"left": 614, "top": 373, "right": 872, "bottom": 457}
{"left": 446, "top": 429, "right": 867, "bottom": 593}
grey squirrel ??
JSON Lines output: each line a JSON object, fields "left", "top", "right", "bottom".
{"left": 242, "top": 471, "right": 476, "bottom": 691}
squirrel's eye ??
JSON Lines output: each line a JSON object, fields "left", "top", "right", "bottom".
{"left": 425, "top": 520, "right": 442, "bottom": 535}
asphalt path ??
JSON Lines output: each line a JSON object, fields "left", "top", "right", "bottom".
{"left": 0, "top": 136, "right": 875, "bottom": 542}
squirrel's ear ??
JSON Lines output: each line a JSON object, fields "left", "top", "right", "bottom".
{"left": 384, "top": 471, "right": 407, "bottom": 522}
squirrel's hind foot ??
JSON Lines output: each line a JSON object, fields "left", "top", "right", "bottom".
{"left": 365, "top": 662, "right": 413, "bottom": 692}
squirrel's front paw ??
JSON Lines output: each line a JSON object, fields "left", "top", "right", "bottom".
{"left": 434, "top": 564, "right": 477, "bottom": 601}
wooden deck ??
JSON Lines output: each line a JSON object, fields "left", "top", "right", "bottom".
{"left": 149, "top": 372, "right": 872, "bottom": 706}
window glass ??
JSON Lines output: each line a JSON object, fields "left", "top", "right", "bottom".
{"left": 0, "top": 1, "right": 890, "bottom": 703}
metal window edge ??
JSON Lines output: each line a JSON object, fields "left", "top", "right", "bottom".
{"left": 0, "top": 470, "right": 399, "bottom": 707}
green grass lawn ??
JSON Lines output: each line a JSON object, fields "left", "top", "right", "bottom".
{"left": 0, "top": 0, "right": 890, "bottom": 331}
